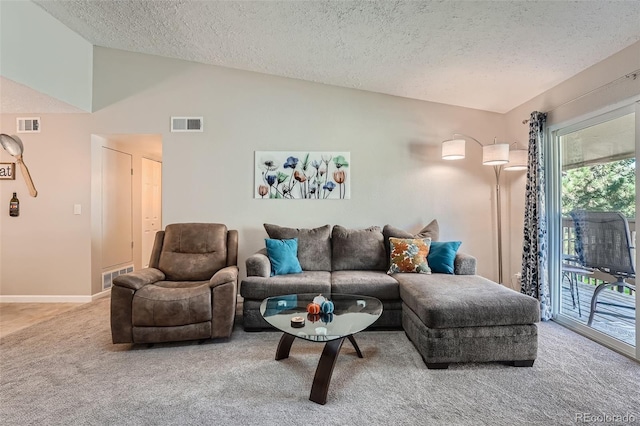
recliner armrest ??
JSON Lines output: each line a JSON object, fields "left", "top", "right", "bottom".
{"left": 454, "top": 252, "right": 477, "bottom": 275}
{"left": 246, "top": 249, "right": 270, "bottom": 277}
{"left": 112, "top": 268, "right": 165, "bottom": 291}
{"left": 209, "top": 265, "right": 239, "bottom": 288}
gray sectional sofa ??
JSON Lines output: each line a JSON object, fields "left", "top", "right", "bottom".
{"left": 240, "top": 223, "right": 540, "bottom": 368}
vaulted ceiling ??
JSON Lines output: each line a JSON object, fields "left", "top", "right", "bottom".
{"left": 23, "top": 1, "right": 640, "bottom": 113}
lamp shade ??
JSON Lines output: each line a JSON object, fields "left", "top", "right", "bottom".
{"left": 504, "top": 149, "right": 528, "bottom": 171}
{"left": 482, "top": 143, "right": 509, "bottom": 165}
{"left": 442, "top": 138, "right": 465, "bottom": 160}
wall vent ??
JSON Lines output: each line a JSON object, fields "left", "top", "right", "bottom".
{"left": 102, "top": 265, "right": 134, "bottom": 290}
{"left": 171, "top": 117, "right": 203, "bottom": 132}
{"left": 17, "top": 117, "right": 40, "bottom": 133}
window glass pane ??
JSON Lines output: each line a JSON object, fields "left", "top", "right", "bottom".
{"left": 560, "top": 112, "right": 636, "bottom": 347}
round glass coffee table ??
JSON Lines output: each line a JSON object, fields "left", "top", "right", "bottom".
{"left": 260, "top": 293, "right": 383, "bottom": 405}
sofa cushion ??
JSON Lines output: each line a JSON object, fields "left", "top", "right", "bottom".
{"left": 240, "top": 271, "right": 332, "bottom": 299}
{"left": 158, "top": 223, "right": 228, "bottom": 281}
{"left": 331, "top": 270, "right": 400, "bottom": 300}
{"left": 264, "top": 224, "right": 331, "bottom": 271}
{"left": 428, "top": 241, "right": 462, "bottom": 274}
{"left": 331, "top": 225, "right": 387, "bottom": 271}
{"left": 383, "top": 220, "right": 439, "bottom": 262}
{"left": 453, "top": 252, "right": 477, "bottom": 275}
{"left": 396, "top": 273, "right": 540, "bottom": 328}
{"left": 265, "top": 238, "right": 303, "bottom": 276}
{"left": 388, "top": 237, "right": 432, "bottom": 274}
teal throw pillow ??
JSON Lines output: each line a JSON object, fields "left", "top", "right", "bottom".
{"left": 265, "top": 238, "right": 303, "bottom": 276}
{"left": 427, "top": 241, "right": 462, "bottom": 274}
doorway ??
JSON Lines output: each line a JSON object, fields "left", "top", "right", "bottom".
{"left": 141, "top": 158, "right": 162, "bottom": 268}
{"left": 101, "top": 147, "right": 133, "bottom": 269}
{"left": 550, "top": 103, "right": 638, "bottom": 359}
{"left": 91, "top": 134, "right": 162, "bottom": 295}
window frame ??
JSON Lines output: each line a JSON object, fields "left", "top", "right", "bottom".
{"left": 546, "top": 97, "right": 639, "bottom": 360}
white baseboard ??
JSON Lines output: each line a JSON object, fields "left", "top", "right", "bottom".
{"left": 0, "top": 290, "right": 111, "bottom": 303}
{"left": 92, "top": 289, "right": 111, "bottom": 301}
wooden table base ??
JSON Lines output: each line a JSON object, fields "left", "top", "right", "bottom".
{"left": 274, "top": 333, "right": 364, "bottom": 405}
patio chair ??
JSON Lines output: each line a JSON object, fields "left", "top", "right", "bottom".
{"left": 561, "top": 257, "right": 594, "bottom": 317}
{"left": 570, "top": 210, "right": 636, "bottom": 327}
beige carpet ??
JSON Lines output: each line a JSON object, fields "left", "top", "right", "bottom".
{"left": 1, "top": 298, "right": 638, "bottom": 425}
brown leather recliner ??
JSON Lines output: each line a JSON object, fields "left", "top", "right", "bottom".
{"left": 110, "top": 223, "right": 238, "bottom": 344}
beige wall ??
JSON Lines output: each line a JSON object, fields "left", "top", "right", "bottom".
{"left": 1, "top": 47, "right": 506, "bottom": 298}
{"left": 0, "top": 115, "right": 93, "bottom": 299}
{"left": 1, "top": 41, "right": 638, "bottom": 299}
{"left": 95, "top": 48, "right": 514, "bottom": 282}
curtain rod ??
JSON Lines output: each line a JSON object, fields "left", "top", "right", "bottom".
{"left": 522, "top": 69, "right": 640, "bottom": 124}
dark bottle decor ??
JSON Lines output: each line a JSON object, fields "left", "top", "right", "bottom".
{"left": 9, "top": 192, "right": 19, "bottom": 217}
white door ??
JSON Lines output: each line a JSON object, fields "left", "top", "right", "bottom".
{"left": 102, "top": 148, "right": 133, "bottom": 269}
{"left": 141, "top": 158, "right": 162, "bottom": 267}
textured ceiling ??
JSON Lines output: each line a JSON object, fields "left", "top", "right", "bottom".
{"left": 26, "top": 1, "right": 640, "bottom": 113}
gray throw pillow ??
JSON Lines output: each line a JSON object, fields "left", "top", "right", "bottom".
{"left": 264, "top": 224, "right": 332, "bottom": 271}
{"left": 382, "top": 219, "right": 440, "bottom": 261}
{"left": 331, "top": 225, "right": 387, "bottom": 271}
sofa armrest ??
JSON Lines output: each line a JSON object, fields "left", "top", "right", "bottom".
{"left": 454, "top": 252, "right": 477, "bottom": 275}
{"left": 112, "top": 268, "right": 165, "bottom": 291}
{"left": 246, "top": 249, "right": 271, "bottom": 277}
{"left": 209, "top": 265, "right": 239, "bottom": 288}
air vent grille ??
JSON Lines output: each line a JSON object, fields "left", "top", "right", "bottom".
{"left": 17, "top": 117, "right": 40, "bottom": 133}
{"left": 171, "top": 117, "right": 203, "bottom": 132}
{"left": 102, "top": 265, "right": 134, "bottom": 290}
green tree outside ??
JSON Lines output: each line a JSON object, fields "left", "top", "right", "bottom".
{"left": 562, "top": 158, "right": 636, "bottom": 218}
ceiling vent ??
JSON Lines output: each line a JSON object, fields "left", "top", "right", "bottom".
{"left": 171, "top": 117, "right": 203, "bottom": 132}
{"left": 17, "top": 117, "right": 40, "bottom": 133}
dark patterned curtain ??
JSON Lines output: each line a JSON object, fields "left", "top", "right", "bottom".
{"left": 521, "top": 111, "right": 551, "bottom": 320}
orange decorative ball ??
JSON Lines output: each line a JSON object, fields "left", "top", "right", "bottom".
{"left": 307, "top": 303, "right": 321, "bottom": 315}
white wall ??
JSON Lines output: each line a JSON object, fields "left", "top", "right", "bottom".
{"left": 0, "top": 1, "right": 93, "bottom": 112}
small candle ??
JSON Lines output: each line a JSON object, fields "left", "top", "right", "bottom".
{"left": 291, "top": 316, "right": 305, "bottom": 328}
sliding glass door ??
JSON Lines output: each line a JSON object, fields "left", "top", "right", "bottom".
{"left": 550, "top": 102, "right": 638, "bottom": 359}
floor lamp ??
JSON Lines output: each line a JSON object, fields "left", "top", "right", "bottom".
{"left": 441, "top": 134, "right": 527, "bottom": 284}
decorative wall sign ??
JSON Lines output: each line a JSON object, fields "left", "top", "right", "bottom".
{"left": 255, "top": 151, "right": 350, "bottom": 199}
{"left": 0, "top": 163, "right": 15, "bottom": 180}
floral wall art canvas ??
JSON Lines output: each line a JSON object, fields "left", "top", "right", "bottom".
{"left": 255, "top": 151, "right": 350, "bottom": 199}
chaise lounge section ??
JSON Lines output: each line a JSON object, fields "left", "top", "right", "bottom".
{"left": 398, "top": 273, "right": 540, "bottom": 368}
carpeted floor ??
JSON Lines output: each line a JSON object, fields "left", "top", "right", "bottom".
{"left": 1, "top": 298, "right": 638, "bottom": 426}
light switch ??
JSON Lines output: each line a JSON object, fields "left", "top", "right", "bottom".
{"left": 73, "top": 204, "right": 82, "bottom": 215}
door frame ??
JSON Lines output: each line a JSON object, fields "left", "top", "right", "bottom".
{"left": 101, "top": 146, "right": 133, "bottom": 269}
{"left": 141, "top": 157, "right": 162, "bottom": 268}
{"left": 90, "top": 134, "right": 162, "bottom": 296}
{"left": 546, "top": 96, "right": 640, "bottom": 360}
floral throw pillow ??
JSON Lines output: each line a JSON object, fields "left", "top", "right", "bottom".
{"left": 387, "top": 237, "right": 432, "bottom": 274}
